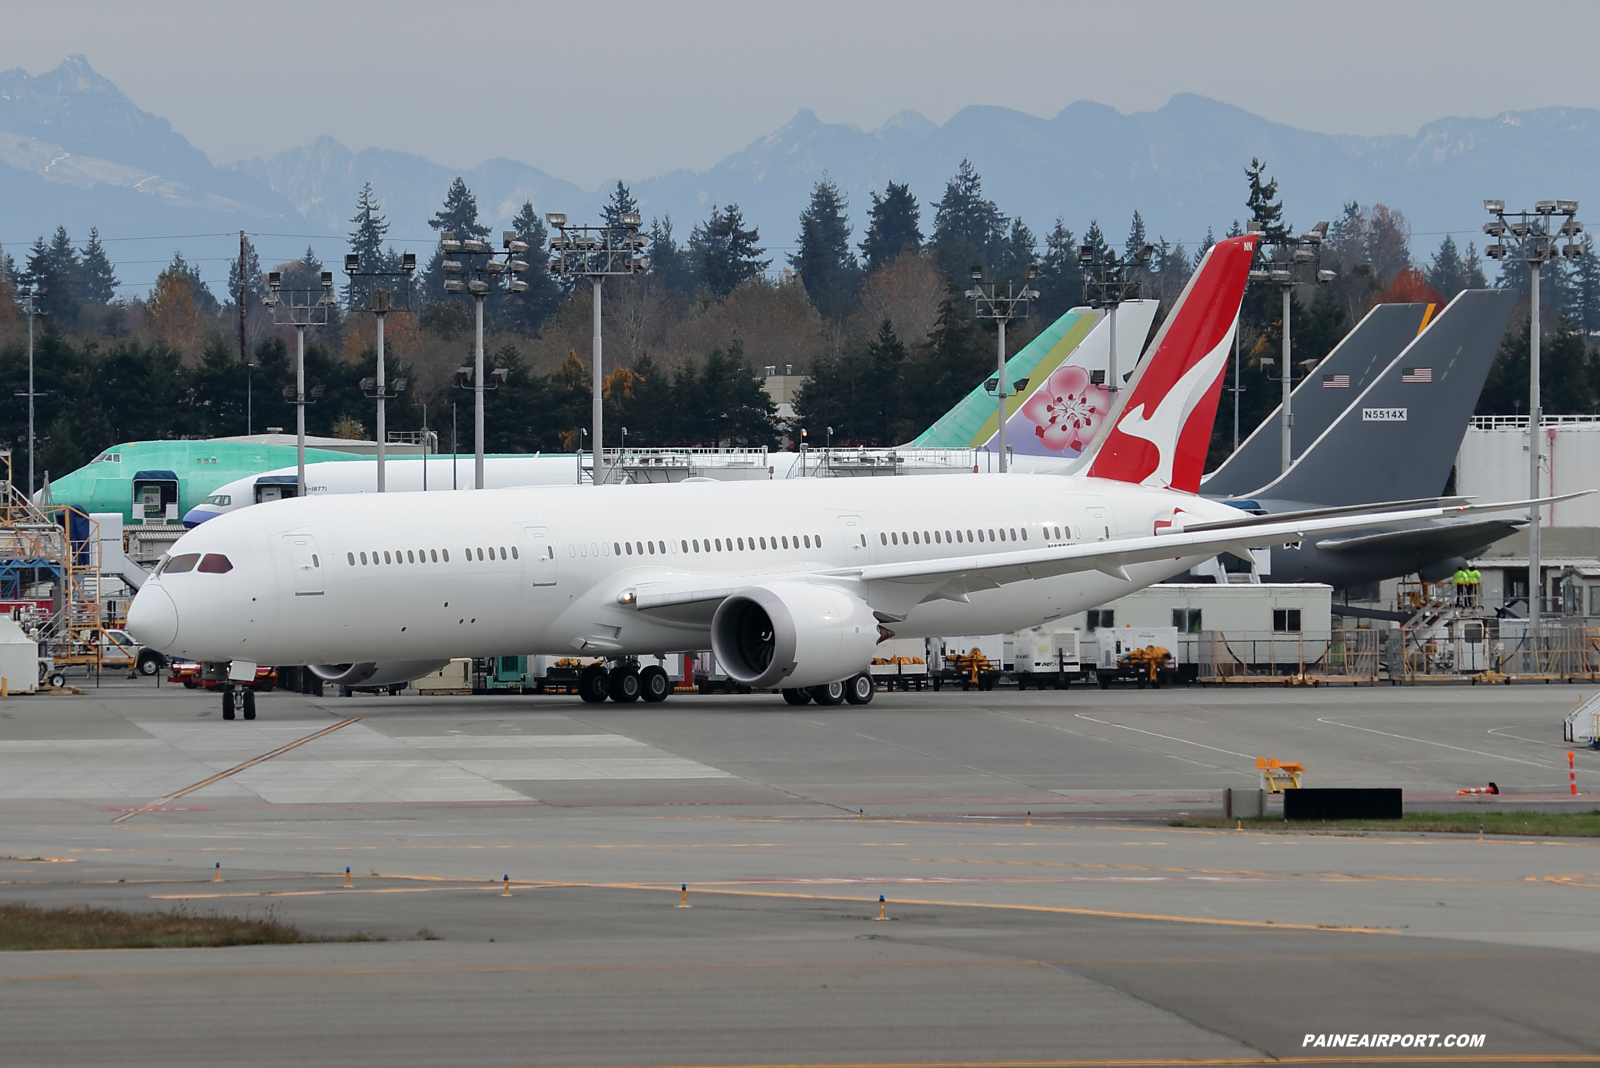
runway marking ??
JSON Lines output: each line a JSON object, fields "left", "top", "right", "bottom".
{"left": 1316, "top": 717, "right": 1560, "bottom": 772}
{"left": 110, "top": 718, "right": 364, "bottom": 824}
{"left": 1071, "top": 713, "right": 1254, "bottom": 760}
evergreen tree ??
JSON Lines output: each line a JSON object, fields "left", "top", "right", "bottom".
{"left": 1078, "top": 220, "right": 1110, "bottom": 265}
{"left": 1244, "top": 158, "right": 1289, "bottom": 246}
{"left": 79, "top": 228, "right": 118, "bottom": 305}
{"left": 1427, "top": 235, "right": 1466, "bottom": 300}
{"left": 1574, "top": 234, "right": 1600, "bottom": 336}
{"left": 496, "top": 200, "right": 562, "bottom": 333}
{"left": 1462, "top": 241, "right": 1489, "bottom": 290}
{"left": 1195, "top": 227, "right": 1216, "bottom": 268}
{"left": 166, "top": 251, "right": 219, "bottom": 315}
{"left": 789, "top": 179, "right": 860, "bottom": 320}
{"left": 859, "top": 181, "right": 922, "bottom": 275}
{"left": 866, "top": 319, "right": 907, "bottom": 442}
{"left": 25, "top": 229, "right": 81, "bottom": 320}
{"left": 602, "top": 181, "right": 640, "bottom": 228}
{"left": 1034, "top": 220, "right": 1081, "bottom": 321}
{"left": 691, "top": 204, "right": 768, "bottom": 299}
{"left": 648, "top": 215, "right": 696, "bottom": 295}
{"left": 995, "top": 218, "right": 1037, "bottom": 285}
{"left": 346, "top": 182, "right": 398, "bottom": 306}
{"left": 429, "top": 177, "right": 489, "bottom": 239}
{"left": 930, "top": 159, "right": 1007, "bottom": 283}
{"left": 1123, "top": 211, "right": 1148, "bottom": 261}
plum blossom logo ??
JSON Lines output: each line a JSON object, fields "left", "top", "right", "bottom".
{"left": 1020, "top": 364, "right": 1109, "bottom": 454}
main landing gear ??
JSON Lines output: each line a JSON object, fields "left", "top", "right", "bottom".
{"left": 579, "top": 660, "right": 673, "bottom": 705}
{"left": 221, "top": 686, "right": 256, "bottom": 721}
{"left": 781, "top": 672, "right": 874, "bottom": 707}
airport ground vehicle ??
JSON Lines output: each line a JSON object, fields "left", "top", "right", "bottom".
{"left": 168, "top": 659, "right": 277, "bottom": 692}
{"left": 1095, "top": 627, "right": 1180, "bottom": 688}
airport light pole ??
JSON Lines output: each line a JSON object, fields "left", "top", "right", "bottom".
{"left": 439, "top": 230, "right": 531, "bottom": 489}
{"left": 15, "top": 285, "right": 45, "bottom": 498}
{"left": 1246, "top": 221, "right": 1334, "bottom": 475}
{"left": 545, "top": 212, "right": 648, "bottom": 486}
{"left": 1484, "top": 198, "right": 1584, "bottom": 627}
{"left": 263, "top": 271, "right": 338, "bottom": 495}
{"left": 966, "top": 265, "right": 1039, "bottom": 473}
{"left": 1081, "top": 244, "right": 1153, "bottom": 410}
{"left": 345, "top": 252, "right": 418, "bottom": 492}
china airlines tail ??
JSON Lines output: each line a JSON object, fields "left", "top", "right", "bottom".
{"left": 1079, "top": 234, "right": 1256, "bottom": 493}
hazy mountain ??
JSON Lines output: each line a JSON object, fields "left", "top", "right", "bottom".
{"left": 4, "top": 55, "right": 1600, "bottom": 292}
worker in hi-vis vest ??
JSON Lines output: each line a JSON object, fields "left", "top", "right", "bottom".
{"left": 1452, "top": 565, "right": 1470, "bottom": 607}
{"left": 1467, "top": 564, "right": 1482, "bottom": 608}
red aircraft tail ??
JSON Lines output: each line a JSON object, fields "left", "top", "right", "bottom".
{"left": 1084, "top": 234, "right": 1255, "bottom": 493}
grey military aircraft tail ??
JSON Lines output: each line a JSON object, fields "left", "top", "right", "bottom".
{"left": 1201, "top": 301, "right": 1433, "bottom": 497}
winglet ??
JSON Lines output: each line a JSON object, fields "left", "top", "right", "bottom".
{"left": 1085, "top": 235, "right": 1255, "bottom": 492}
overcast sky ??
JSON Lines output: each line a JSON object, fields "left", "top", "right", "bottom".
{"left": 5, "top": 0, "right": 1599, "bottom": 191}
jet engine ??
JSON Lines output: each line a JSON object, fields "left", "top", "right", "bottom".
{"left": 710, "top": 582, "right": 879, "bottom": 689}
{"left": 307, "top": 660, "right": 452, "bottom": 688}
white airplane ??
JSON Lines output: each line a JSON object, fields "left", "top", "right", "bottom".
{"left": 125, "top": 235, "right": 1497, "bottom": 720}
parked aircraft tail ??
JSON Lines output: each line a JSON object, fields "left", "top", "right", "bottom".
{"left": 1082, "top": 235, "right": 1256, "bottom": 493}
{"left": 1200, "top": 301, "right": 1434, "bottom": 497}
{"left": 1243, "top": 288, "right": 1516, "bottom": 506}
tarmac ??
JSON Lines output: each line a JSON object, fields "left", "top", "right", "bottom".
{"left": 3, "top": 675, "right": 1600, "bottom": 1066}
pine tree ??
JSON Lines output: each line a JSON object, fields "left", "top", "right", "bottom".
{"left": 228, "top": 235, "right": 264, "bottom": 311}
{"left": 1078, "top": 220, "right": 1110, "bottom": 265}
{"left": 346, "top": 182, "right": 398, "bottom": 305}
{"left": 789, "top": 179, "right": 860, "bottom": 320}
{"left": 859, "top": 181, "right": 922, "bottom": 275}
{"left": 1244, "top": 158, "right": 1289, "bottom": 246}
{"left": 24, "top": 231, "right": 80, "bottom": 321}
{"left": 866, "top": 319, "right": 907, "bottom": 442}
{"left": 648, "top": 215, "right": 696, "bottom": 294}
{"left": 1034, "top": 219, "right": 1081, "bottom": 320}
{"left": 1195, "top": 227, "right": 1216, "bottom": 268}
{"left": 79, "top": 228, "right": 118, "bottom": 305}
{"left": 167, "top": 251, "right": 219, "bottom": 315}
{"left": 1123, "top": 211, "right": 1148, "bottom": 261}
{"left": 496, "top": 200, "right": 562, "bottom": 332}
{"left": 428, "top": 177, "right": 489, "bottom": 239}
{"left": 1574, "top": 234, "right": 1600, "bottom": 336}
{"left": 930, "top": 159, "right": 1007, "bottom": 283}
{"left": 691, "top": 204, "right": 769, "bottom": 299}
{"left": 1462, "top": 242, "right": 1489, "bottom": 290}
{"left": 996, "top": 218, "right": 1036, "bottom": 286}
{"left": 602, "top": 181, "right": 640, "bottom": 228}
{"left": 1427, "top": 235, "right": 1466, "bottom": 300}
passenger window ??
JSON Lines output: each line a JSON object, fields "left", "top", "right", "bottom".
{"left": 890, "top": 532, "right": 897, "bottom": 545}
{"left": 954, "top": 531, "right": 962, "bottom": 543}
{"left": 647, "top": 542, "right": 655, "bottom": 555}
{"left": 715, "top": 539, "right": 722, "bottom": 551}
{"left": 477, "top": 548, "right": 485, "bottom": 561}
{"left": 912, "top": 532, "right": 919, "bottom": 545}
{"left": 1011, "top": 528, "right": 1019, "bottom": 541}
{"left": 501, "top": 546, "right": 508, "bottom": 559}
{"left": 967, "top": 530, "right": 974, "bottom": 542}
{"left": 879, "top": 534, "right": 886, "bottom": 545}
{"left": 615, "top": 542, "right": 622, "bottom": 555}
{"left": 816, "top": 536, "right": 822, "bottom": 548}
{"left": 625, "top": 542, "right": 633, "bottom": 555}
{"left": 659, "top": 541, "right": 666, "bottom": 554}
{"left": 680, "top": 540, "right": 688, "bottom": 553}
{"left": 405, "top": 550, "right": 413, "bottom": 563}
{"left": 360, "top": 552, "right": 368, "bottom": 565}
{"left": 759, "top": 537, "right": 766, "bottom": 550}
{"left": 312, "top": 555, "right": 320, "bottom": 567}
{"left": 804, "top": 536, "right": 811, "bottom": 549}
{"left": 1019, "top": 529, "right": 1026, "bottom": 541}
{"left": 433, "top": 549, "right": 441, "bottom": 562}
{"left": 988, "top": 529, "right": 996, "bottom": 541}
{"left": 443, "top": 549, "right": 450, "bottom": 562}
{"left": 923, "top": 531, "right": 930, "bottom": 543}
{"left": 347, "top": 552, "right": 355, "bottom": 566}
{"left": 198, "top": 553, "right": 233, "bottom": 574}
{"left": 164, "top": 553, "right": 200, "bottom": 574}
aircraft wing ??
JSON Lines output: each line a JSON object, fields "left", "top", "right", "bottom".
{"left": 627, "top": 502, "right": 1486, "bottom": 616}
{"left": 1313, "top": 518, "right": 1525, "bottom": 557}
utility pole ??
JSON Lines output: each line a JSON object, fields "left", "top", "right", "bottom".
{"left": 1245, "top": 221, "right": 1334, "bottom": 473}
{"left": 965, "top": 265, "right": 1040, "bottom": 473}
{"left": 1081, "top": 244, "right": 1154, "bottom": 410}
{"left": 15, "top": 286, "right": 46, "bottom": 497}
{"left": 546, "top": 212, "right": 648, "bottom": 485}
{"left": 440, "top": 231, "right": 529, "bottom": 488}
{"left": 239, "top": 232, "right": 251, "bottom": 436}
{"left": 1484, "top": 199, "right": 1584, "bottom": 629}
{"left": 346, "top": 252, "right": 417, "bottom": 492}
{"left": 262, "top": 270, "right": 337, "bottom": 494}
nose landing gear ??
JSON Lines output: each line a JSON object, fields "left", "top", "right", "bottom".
{"left": 220, "top": 686, "right": 257, "bottom": 721}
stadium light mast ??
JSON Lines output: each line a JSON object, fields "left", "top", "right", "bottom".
{"left": 345, "top": 252, "right": 417, "bottom": 492}
{"left": 1081, "top": 244, "right": 1154, "bottom": 416}
{"left": 263, "top": 271, "right": 338, "bottom": 494}
{"left": 1246, "top": 221, "right": 1334, "bottom": 474}
{"left": 545, "top": 212, "right": 648, "bottom": 485}
{"left": 14, "top": 285, "right": 46, "bottom": 498}
{"left": 966, "top": 265, "right": 1039, "bottom": 473}
{"left": 1484, "top": 198, "right": 1583, "bottom": 628}
{"left": 438, "top": 231, "right": 530, "bottom": 489}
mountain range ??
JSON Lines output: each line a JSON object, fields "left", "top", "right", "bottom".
{"left": 4, "top": 55, "right": 1600, "bottom": 291}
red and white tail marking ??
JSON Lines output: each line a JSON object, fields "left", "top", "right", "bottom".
{"left": 1086, "top": 235, "right": 1255, "bottom": 493}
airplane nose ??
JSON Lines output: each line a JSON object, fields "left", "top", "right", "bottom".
{"left": 181, "top": 508, "right": 212, "bottom": 528}
{"left": 126, "top": 585, "right": 179, "bottom": 649}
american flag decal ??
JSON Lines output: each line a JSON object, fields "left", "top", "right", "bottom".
{"left": 1401, "top": 367, "right": 1432, "bottom": 383}
{"left": 1322, "top": 373, "right": 1350, "bottom": 388}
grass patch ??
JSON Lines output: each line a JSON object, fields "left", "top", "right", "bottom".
{"left": 0, "top": 903, "right": 301, "bottom": 950}
{"left": 1170, "top": 810, "right": 1600, "bottom": 837}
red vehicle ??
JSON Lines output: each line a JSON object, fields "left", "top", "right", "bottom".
{"left": 167, "top": 659, "right": 277, "bottom": 691}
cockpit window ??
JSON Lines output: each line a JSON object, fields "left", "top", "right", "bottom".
{"left": 203, "top": 494, "right": 232, "bottom": 506}
{"left": 197, "top": 553, "right": 233, "bottom": 574}
{"left": 90, "top": 451, "right": 121, "bottom": 463}
{"left": 164, "top": 553, "right": 201, "bottom": 574}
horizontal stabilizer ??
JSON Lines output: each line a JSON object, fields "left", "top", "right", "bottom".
{"left": 1315, "top": 518, "right": 1526, "bottom": 557}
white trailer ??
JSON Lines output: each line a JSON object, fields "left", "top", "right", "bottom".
{"left": 1012, "top": 626, "right": 1081, "bottom": 689}
{"left": 1095, "top": 626, "right": 1180, "bottom": 688}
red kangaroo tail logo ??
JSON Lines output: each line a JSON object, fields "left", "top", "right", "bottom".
{"left": 1087, "top": 235, "right": 1255, "bottom": 493}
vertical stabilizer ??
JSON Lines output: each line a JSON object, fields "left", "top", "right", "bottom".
{"left": 1247, "top": 289, "right": 1516, "bottom": 506}
{"left": 1083, "top": 235, "right": 1256, "bottom": 493}
{"left": 1201, "top": 302, "right": 1431, "bottom": 496}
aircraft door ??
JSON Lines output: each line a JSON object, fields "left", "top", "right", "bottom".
{"left": 281, "top": 534, "right": 324, "bottom": 595}
{"left": 522, "top": 525, "right": 557, "bottom": 586}
{"left": 838, "top": 514, "right": 869, "bottom": 553}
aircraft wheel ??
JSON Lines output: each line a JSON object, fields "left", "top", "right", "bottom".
{"left": 781, "top": 687, "right": 811, "bottom": 705}
{"left": 811, "top": 680, "right": 846, "bottom": 706}
{"left": 137, "top": 651, "right": 164, "bottom": 677}
{"left": 608, "top": 667, "right": 641, "bottom": 703}
{"left": 578, "top": 665, "right": 609, "bottom": 704}
{"left": 242, "top": 690, "right": 256, "bottom": 720}
{"left": 844, "top": 673, "right": 875, "bottom": 705}
{"left": 639, "top": 666, "right": 671, "bottom": 703}
{"left": 222, "top": 690, "right": 236, "bottom": 720}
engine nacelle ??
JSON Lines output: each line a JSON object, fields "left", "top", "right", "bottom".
{"left": 711, "top": 582, "right": 879, "bottom": 690}
{"left": 308, "top": 660, "right": 452, "bottom": 688}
